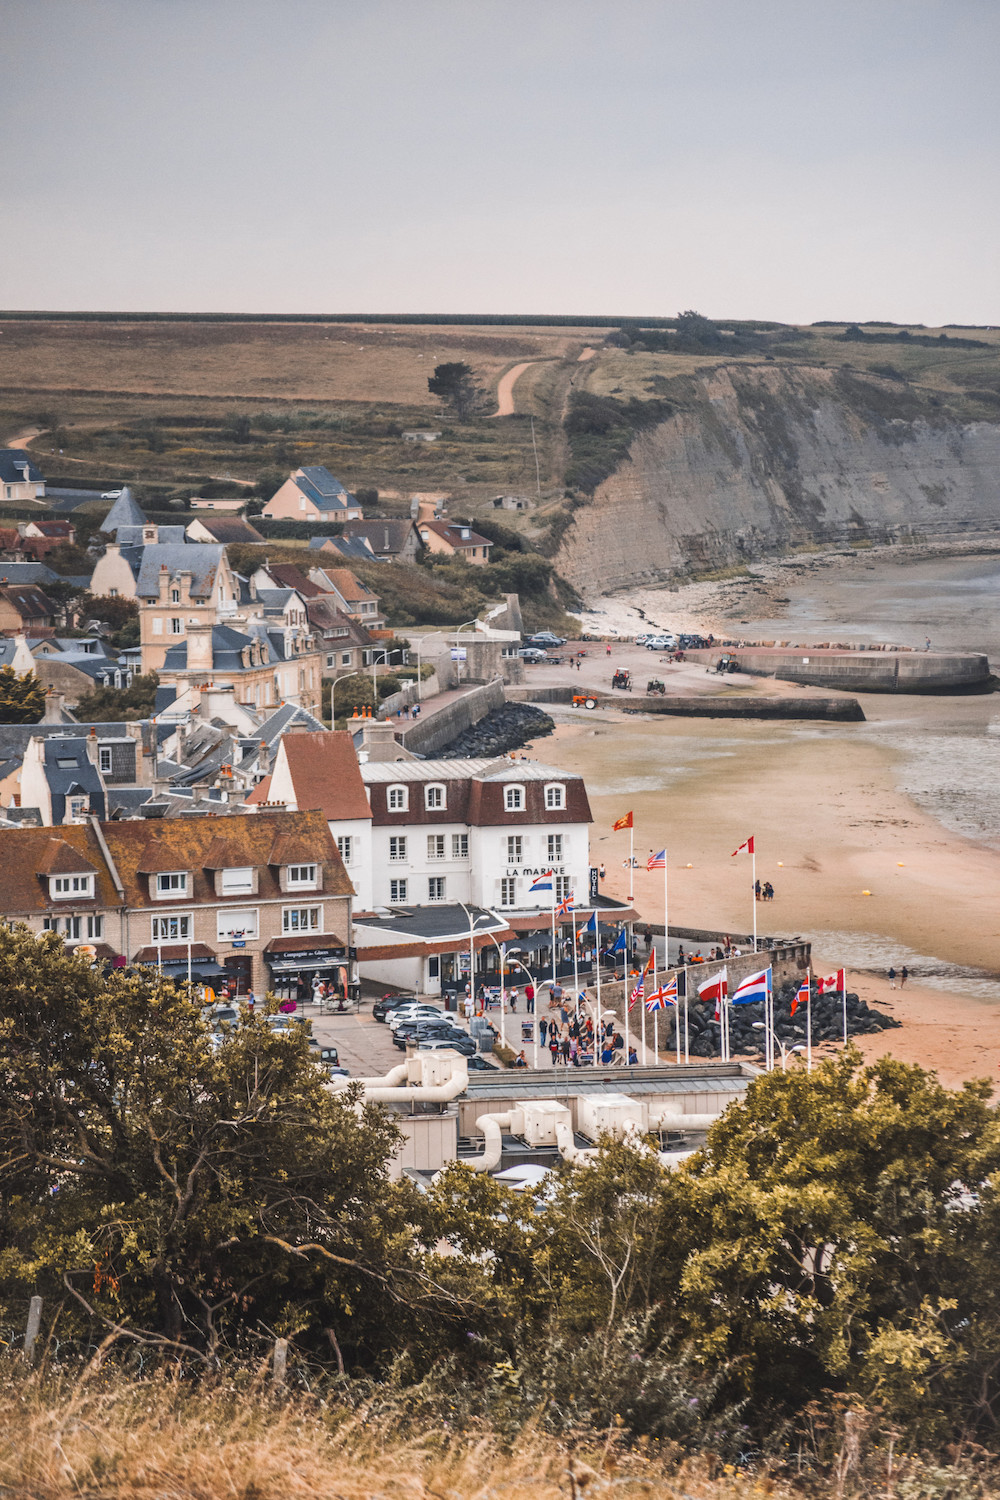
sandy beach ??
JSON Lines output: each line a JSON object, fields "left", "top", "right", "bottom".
{"left": 538, "top": 541, "right": 1000, "bottom": 1089}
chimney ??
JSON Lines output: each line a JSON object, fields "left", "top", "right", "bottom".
{"left": 41, "top": 689, "right": 65, "bottom": 724}
{"left": 257, "top": 738, "right": 270, "bottom": 775}
{"left": 143, "top": 524, "right": 158, "bottom": 545}
{"left": 185, "top": 622, "right": 214, "bottom": 673}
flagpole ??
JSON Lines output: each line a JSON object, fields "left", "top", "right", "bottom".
{"left": 752, "top": 845, "right": 757, "bottom": 953}
{"left": 683, "top": 965, "right": 690, "bottom": 1064}
{"left": 841, "top": 968, "right": 848, "bottom": 1047}
{"left": 571, "top": 904, "right": 579, "bottom": 1011}
{"left": 653, "top": 1004, "right": 658, "bottom": 1062}
{"left": 651, "top": 940, "right": 657, "bottom": 1063}
{"left": 550, "top": 877, "right": 557, "bottom": 995}
{"left": 806, "top": 968, "right": 812, "bottom": 1072}
{"left": 623, "top": 928, "right": 631, "bottom": 1068}
{"left": 628, "top": 819, "right": 634, "bottom": 905}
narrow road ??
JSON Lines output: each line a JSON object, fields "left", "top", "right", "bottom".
{"left": 4, "top": 426, "right": 42, "bottom": 450}
{"left": 492, "top": 361, "right": 536, "bottom": 417}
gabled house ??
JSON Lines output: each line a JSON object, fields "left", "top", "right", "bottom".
{"left": 305, "top": 593, "right": 374, "bottom": 674}
{"left": 250, "top": 561, "right": 323, "bottom": 598}
{"left": 186, "top": 516, "right": 265, "bottom": 545}
{"left": 307, "top": 535, "right": 377, "bottom": 563}
{"left": 90, "top": 525, "right": 192, "bottom": 601}
{"left": 157, "top": 618, "right": 323, "bottom": 717}
{"left": 19, "top": 735, "right": 108, "bottom": 825}
{"left": 0, "top": 449, "right": 45, "bottom": 502}
{"left": 340, "top": 519, "right": 423, "bottom": 563}
{"left": 262, "top": 466, "right": 363, "bottom": 523}
{"left": 418, "top": 520, "right": 492, "bottom": 565}
{"left": 306, "top": 566, "right": 384, "bottom": 629}
{"left": 0, "top": 583, "right": 57, "bottom": 636}
{"left": 264, "top": 729, "right": 374, "bottom": 906}
{"left": 21, "top": 519, "right": 76, "bottom": 557}
{"left": 136, "top": 544, "right": 239, "bottom": 673}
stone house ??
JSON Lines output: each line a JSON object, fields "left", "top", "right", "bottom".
{"left": 339, "top": 520, "right": 423, "bottom": 563}
{"left": 0, "top": 450, "right": 45, "bottom": 502}
{"left": 136, "top": 544, "right": 239, "bottom": 673}
{"left": 417, "top": 520, "right": 492, "bottom": 565}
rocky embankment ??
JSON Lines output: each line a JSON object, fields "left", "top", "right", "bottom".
{"left": 557, "top": 364, "right": 1000, "bottom": 595}
{"left": 437, "top": 702, "right": 555, "bottom": 758}
{"left": 681, "top": 983, "right": 900, "bottom": 1061}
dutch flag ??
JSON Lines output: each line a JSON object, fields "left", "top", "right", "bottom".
{"left": 731, "top": 967, "right": 773, "bottom": 1005}
{"left": 529, "top": 871, "right": 554, "bottom": 893}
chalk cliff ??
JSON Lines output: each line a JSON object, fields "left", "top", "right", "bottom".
{"left": 556, "top": 364, "right": 1000, "bottom": 594}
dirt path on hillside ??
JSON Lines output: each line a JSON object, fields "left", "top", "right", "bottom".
{"left": 492, "top": 362, "right": 537, "bottom": 417}
{"left": 4, "top": 426, "right": 42, "bottom": 449}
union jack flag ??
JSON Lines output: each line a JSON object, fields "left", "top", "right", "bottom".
{"left": 555, "top": 891, "right": 575, "bottom": 917}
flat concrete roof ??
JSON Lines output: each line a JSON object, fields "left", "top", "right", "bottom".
{"left": 464, "top": 1061, "right": 758, "bottom": 1102}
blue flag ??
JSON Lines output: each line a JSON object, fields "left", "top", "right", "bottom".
{"left": 583, "top": 911, "right": 598, "bottom": 933}
{"left": 611, "top": 930, "right": 628, "bottom": 953}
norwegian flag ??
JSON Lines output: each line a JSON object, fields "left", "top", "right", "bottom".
{"left": 790, "top": 976, "right": 811, "bottom": 1016}
{"left": 731, "top": 835, "right": 755, "bottom": 857}
{"left": 817, "top": 968, "right": 846, "bottom": 994}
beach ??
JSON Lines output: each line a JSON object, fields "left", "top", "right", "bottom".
{"left": 536, "top": 542, "right": 1000, "bottom": 1088}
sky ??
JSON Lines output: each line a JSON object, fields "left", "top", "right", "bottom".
{"left": 2, "top": 0, "right": 998, "bottom": 324}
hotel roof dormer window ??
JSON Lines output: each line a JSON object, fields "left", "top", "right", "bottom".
{"left": 544, "top": 783, "right": 565, "bottom": 810}
{"left": 155, "top": 871, "right": 188, "bottom": 899}
{"left": 50, "top": 873, "right": 94, "bottom": 900}
{"left": 424, "top": 783, "right": 446, "bottom": 811}
{"left": 387, "top": 784, "right": 408, "bottom": 812}
{"left": 504, "top": 784, "right": 525, "bottom": 812}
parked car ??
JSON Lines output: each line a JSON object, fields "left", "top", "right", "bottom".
{"left": 393, "top": 1020, "right": 469, "bottom": 1049}
{"left": 372, "top": 993, "right": 419, "bottom": 1022}
{"left": 388, "top": 1004, "right": 444, "bottom": 1031}
{"left": 525, "top": 632, "right": 566, "bottom": 647}
{"left": 412, "top": 1035, "right": 478, "bottom": 1057}
{"left": 646, "top": 634, "right": 678, "bottom": 651}
{"left": 209, "top": 1007, "right": 239, "bottom": 1030}
{"left": 634, "top": 633, "right": 652, "bottom": 646}
{"left": 467, "top": 1054, "right": 499, "bottom": 1070}
{"left": 518, "top": 647, "right": 548, "bottom": 663}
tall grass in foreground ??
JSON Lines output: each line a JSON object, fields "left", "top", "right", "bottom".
{"left": 0, "top": 1363, "right": 996, "bottom": 1500}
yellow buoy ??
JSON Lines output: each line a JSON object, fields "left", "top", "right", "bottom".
{"left": 897, "top": 862, "right": 905, "bottom": 866}
{"left": 862, "top": 889, "right": 872, "bottom": 895}
{"left": 686, "top": 863, "right": 693, "bottom": 868}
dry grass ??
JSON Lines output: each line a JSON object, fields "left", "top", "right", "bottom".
{"left": 0, "top": 1366, "right": 784, "bottom": 1500}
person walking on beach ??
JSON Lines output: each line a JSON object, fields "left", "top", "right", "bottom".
{"left": 888, "top": 966, "right": 897, "bottom": 989}
{"left": 755, "top": 879, "right": 762, "bottom": 901}
{"left": 900, "top": 965, "right": 909, "bottom": 988}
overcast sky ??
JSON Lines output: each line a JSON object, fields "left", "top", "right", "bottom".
{"left": 3, "top": 0, "right": 997, "bottom": 323}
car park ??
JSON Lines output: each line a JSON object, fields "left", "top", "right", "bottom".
{"left": 646, "top": 634, "right": 678, "bottom": 651}
{"left": 518, "top": 647, "right": 548, "bottom": 663}
{"left": 388, "top": 1004, "right": 444, "bottom": 1030}
{"left": 372, "top": 994, "right": 419, "bottom": 1022}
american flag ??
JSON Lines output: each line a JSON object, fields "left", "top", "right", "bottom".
{"left": 647, "top": 849, "right": 666, "bottom": 870}
{"left": 629, "top": 974, "right": 644, "bottom": 1010}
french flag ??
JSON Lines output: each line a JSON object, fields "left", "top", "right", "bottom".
{"left": 529, "top": 871, "right": 554, "bottom": 893}
{"left": 731, "top": 967, "right": 773, "bottom": 1006}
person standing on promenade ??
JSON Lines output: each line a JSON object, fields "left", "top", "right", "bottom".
{"left": 889, "top": 966, "right": 897, "bottom": 989}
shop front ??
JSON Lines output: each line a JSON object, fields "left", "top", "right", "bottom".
{"left": 264, "top": 935, "right": 357, "bottom": 1008}
{"left": 132, "top": 943, "right": 228, "bottom": 989}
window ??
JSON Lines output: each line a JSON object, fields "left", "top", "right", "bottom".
{"left": 387, "top": 785, "right": 408, "bottom": 811}
{"left": 545, "top": 783, "right": 565, "bottom": 810}
{"left": 555, "top": 875, "right": 571, "bottom": 902}
{"left": 43, "top": 915, "right": 84, "bottom": 938}
{"left": 504, "top": 785, "right": 524, "bottom": 811}
{"left": 336, "top": 835, "right": 352, "bottom": 864}
{"left": 64, "top": 916, "right": 82, "bottom": 940}
{"left": 287, "top": 864, "right": 317, "bottom": 888}
{"left": 86, "top": 915, "right": 103, "bottom": 939}
{"left": 108, "top": 588, "right": 118, "bottom": 598}
{"left": 283, "top": 906, "right": 320, "bottom": 932}
{"left": 389, "top": 878, "right": 407, "bottom": 903}
{"left": 389, "top": 836, "right": 407, "bottom": 862}
{"left": 152, "top": 618, "right": 163, "bottom": 635}
{"left": 451, "top": 833, "right": 468, "bottom": 859}
{"left": 547, "top": 834, "right": 563, "bottom": 862}
{"left": 427, "top": 876, "right": 446, "bottom": 901}
{"left": 68, "top": 798, "right": 88, "bottom": 820}
{"left": 326, "top": 654, "right": 335, "bottom": 668}
{"left": 427, "top": 834, "right": 445, "bottom": 860}
{"left": 51, "top": 874, "right": 94, "bottom": 899}
{"left": 156, "top": 872, "right": 188, "bottom": 897}
{"left": 341, "top": 651, "right": 352, "bottom": 666}
{"left": 170, "top": 588, "right": 180, "bottom": 604}
{"left": 170, "top": 618, "right": 183, "bottom": 634}
{"left": 152, "top": 914, "right": 191, "bottom": 941}
{"left": 500, "top": 877, "right": 517, "bottom": 906}
{"left": 217, "top": 908, "right": 258, "bottom": 941}
{"left": 56, "top": 756, "right": 79, "bottom": 769}
{"left": 220, "top": 867, "right": 253, "bottom": 895}
{"left": 98, "top": 746, "right": 112, "bottom": 774}
{"left": 424, "top": 784, "right": 445, "bottom": 810}
{"left": 506, "top": 835, "right": 522, "bottom": 864}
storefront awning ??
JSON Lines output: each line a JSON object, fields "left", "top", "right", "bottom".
{"left": 133, "top": 943, "right": 217, "bottom": 964}
{"left": 264, "top": 934, "right": 349, "bottom": 973}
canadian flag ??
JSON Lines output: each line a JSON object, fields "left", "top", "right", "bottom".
{"left": 731, "top": 835, "right": 755, "bottom": 857}
{"left": 817, "top": 969, "right": 846, "bottom": 994}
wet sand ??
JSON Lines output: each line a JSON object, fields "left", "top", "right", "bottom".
{"left": 535, "top": 707, "right": 1000, "bottom": 1088}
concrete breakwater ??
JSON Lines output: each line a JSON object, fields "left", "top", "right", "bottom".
{"left": 506, "top": 685, "right": 865, "bottom": 721}
{"left": 687, "top": 646, "right": 993, "bottom": 694}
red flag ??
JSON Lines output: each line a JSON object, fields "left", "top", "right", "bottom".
{"left": 697, "top": 968, "right": 728, "bottom": 1007}
{"left": 790, "top": 976, "right": 810, "bottom": 1016}
{"left": 613, "top": 811, "right": 633, "bottom": 831}
{"left": 731, "top": 835, "right": 755, "bottom": 857}
{"left": 817, "top": 969, "right": 846, "bottom": 994}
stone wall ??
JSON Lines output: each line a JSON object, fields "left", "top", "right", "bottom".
{"left": 396, "top": 678, "right": 506, "bottom": 756}
{"left": 505, "top": 685, "right": 865, "bottom": 720}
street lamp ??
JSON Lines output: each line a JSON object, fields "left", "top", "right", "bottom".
{"left": 328, "top": 668, "right": 363, "bottom": 726}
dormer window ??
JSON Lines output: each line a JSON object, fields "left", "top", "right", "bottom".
{"left": 424, "top": 783, "right": 445, "bottom": 810}
{"left": 220, "top": 866, "right": 254, "bottom": 895}
{"left": 544, "top": 783, "right": 565, "bottom": 810}
{"left": 155, "top": 871, "right": 188, "bottom": 899}
{"left": 287, "top": 863, "right": 317, "bottom": 889}
{"left": 51, "top": 874, "right": 94, "bottom": 900}
{"left": 387, "top": 785, "right": 408, "bottom": 811}
{"left": 504, "top": 785, "right": 525, "bottom": 812}
{"left": 170, "top": 588, "right": 180, "bottom": 603}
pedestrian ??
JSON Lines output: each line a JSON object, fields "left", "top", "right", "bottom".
{"left": 755, "top": 879, "right": 762, "bottom": 901}
{"left": 888, "top": 966, "right": 897, "bottom": 989}
{"left": 549, "top": 1031, "right": 560, "bottom": 1066}
{"left": 539, "top": 1016, "right": 549, "bottom": 1045}
{"left": 599, "top": 863, "right": 606, "bottom": 882}
{"left": 901, "top": 965, "right": 908, "bottom": 988}
{"left": 677, "top": 944, "right": 686, "bottom": 965}
{"left": 525, "top": 981, "right": 535, "bottom": 1012}
{"left": 513, "top": 1050, "right": 528, "bottom": 1068}
{"left": 606, "top": 643, "right": 612, "bottom": 656}
{"left": 628, "top": 1044, "right": 638, "bottom": 1066}
{"left": 925, "top": 637, "right": 931, "bottom": 652}
{"left": 601, "top": 1040, "right": 615, "bottom": 1065}
{"left": 569, "top": 1035, "right": 579, "bottom": 1065}
{"left": 561, "top": 1034, "right": 571, "bottom": 1065}
{"left": 576, "top": 658, "right": 581, "bottom": 671}
{"left": 510, "top": 987, "right": 518, "bottom": 1012}
{"left": 642, "top": 924, "right": 652, "bottom": 949}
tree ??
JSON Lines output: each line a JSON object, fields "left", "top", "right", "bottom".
{"left": 427, "top": 362, "right": 487, "bottom": 420}
{"left": 74, "top": 671, "right": 159, "bottom": 722}
{"left": 0, "top": 926, "right": 459, "bottom": 1369}
{"left": 0, "top": 665, "right": 44, "bottom": 723}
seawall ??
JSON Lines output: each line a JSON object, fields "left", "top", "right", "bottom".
{"left": 396, "top": 679, "right": 506, "bottom": 756}
{"left": 687, "top": 646, "right": 993, "bottom": 694}
{"left": 505, "top": 685, "right": 866, "bottom": 720}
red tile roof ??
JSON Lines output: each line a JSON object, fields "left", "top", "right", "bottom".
{"left": 277, "top": 731, "right": 371, "bottom": 822}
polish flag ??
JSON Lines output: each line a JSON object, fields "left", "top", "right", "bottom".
{"left": 731, "top": 836, "right": 755, "bottom": 857}
{"left": 697, "top": 967, "right": 728, "bottom": 1008}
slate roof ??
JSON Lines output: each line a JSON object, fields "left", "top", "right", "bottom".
{"left": 0, "top": 563, "right": 60, "bottom": 586}
{"left": 99, "top": 488, "right": 146, "bottom": 533}
{"left": 293, "top": 467, "right": 356, "bottom": 510}
{"left": 256, "top": 702, "right": 326, "bottom": 747}
{"left": 114, "top": 524, "right": 187, "bottom": 546}
{"left": 0, "top": 450, "right": 45, "bottom": 485}
{"left": 161, "top": 622, "right": 295, "bottom": 673}
{"left": 341, "top": 520, "right": 420, "bottom": 556}
{"left": 305, "top": 594, "right": 373, "bottom": 645}
{"left": 135, "top": 543, "right": 224, "bottom": 599}
{"left": 106, "top": 787, "right": 155, "bottom": 817}
{"left": 276, "top": 731, "right": 372, "bottom": 822}
{"left": 40, "top": 737, "right": 107, "bottom": 822}
{"left": 307, "top": 535, "right": 376, "bottom": 561}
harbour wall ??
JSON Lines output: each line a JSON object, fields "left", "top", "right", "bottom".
{"left": 505, "top": 685, "right": 865, "bottom": 720}
{"left": 396, "top": 678, "right": 506, "bottom": 756}
{"left": 687, "top": 647, "right": 993, "bottom": 693}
